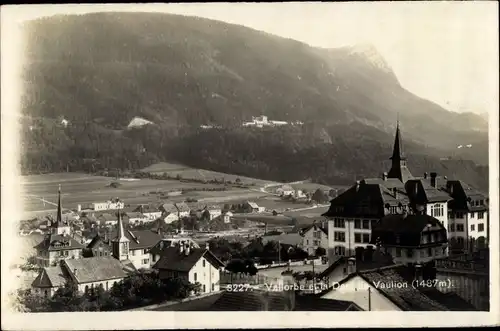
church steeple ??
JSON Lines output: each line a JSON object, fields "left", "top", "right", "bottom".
{"left": 51, "top": 185, "right": 70, "bottom": 235}
{"left": 387, "top": 120, "right": 413, "bottom": 183}
{"left": 112, "top": 212, "right": 129, "bottom": 261}
{"left": 56, "top": 184, "right": 63, "bottom": 226}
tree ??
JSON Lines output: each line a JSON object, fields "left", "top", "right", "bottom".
{"left": 315, "top": 246, "right": 326, "bottom": 257}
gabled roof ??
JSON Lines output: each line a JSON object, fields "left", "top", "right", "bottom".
{"left": 63, "top": 257, "right": 135, "bottom": 284}
{"left": 302, "top": 223, "right": 328, "bottom": 236}
{"left": 87, "top": 235, "right": 112, "bottom": 250}
{"left": 321, "top": 264, "right": 476, "bottom": 311}
{"left": 245, "top": 201, "right": 259, "bottom": 208}
{"left": 34, "top": 234, "right": 86, "bottom": 251}
{"left": 153, "top": 247, "right": 225, "bottom": 272}
{"left": 31, "top": 265, "right": 67, "bottom": 288}
{"left": 108, "top": 229, "right": 162, "bottom": 250}
{"left": 318, "top": 254, "right": 395, "bottom": 279}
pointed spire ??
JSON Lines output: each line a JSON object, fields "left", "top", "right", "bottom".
{"left": 56, "top": 184, "right": 63, "bottom": 226}
{"left": 390, "top": 118, "right": 405, "bottom": 161}
{"left": 113, "top": 212, "right": 129, "bottom": 242}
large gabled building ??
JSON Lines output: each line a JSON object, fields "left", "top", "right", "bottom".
{"left": 322, "top": 121, "right": 489, "bottom": 261}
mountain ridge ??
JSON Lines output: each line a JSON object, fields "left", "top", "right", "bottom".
{"left": 19, "top": 12, "right": 489, "bottom": 190}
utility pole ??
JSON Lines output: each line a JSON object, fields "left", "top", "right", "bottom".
{"left": 368, "top": 287, "right": 372, "bottom": 311}
{"left": 278, "top": 240, "right": 281, "bottom": 263}
{"left": 312, "top": 258, "right": 316, "bottom": 294}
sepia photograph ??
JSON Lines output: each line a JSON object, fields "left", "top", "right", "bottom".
{"left": 1, "top": 1, "right": 499, "bottom": 329}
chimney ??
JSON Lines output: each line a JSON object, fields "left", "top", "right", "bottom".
{"left": 424, "top": 172, "right": 428, "bottom": 179}
{"left": 347, "top": 256, "right": 357, "bottom": 274}
{"left": 382, "top": 172, "right": 388, "bottom": 181}
{"left": 281, "top": 271, "right": 296, "bottom": 311}
{"left": 184, "top": 242, "right": 191, "bottom": 256}
{"left": 430, "top": 172, "right": 437, "bottom": 188}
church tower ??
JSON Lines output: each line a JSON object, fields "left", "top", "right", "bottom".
{"left": 51, "top": 185, "right": 71, "bottom": 236}
{"left": 387, "top": 121, "right": 413, "bottom": 183}
{"left": 112, "top": 212, "right": 129, "bottom": 261}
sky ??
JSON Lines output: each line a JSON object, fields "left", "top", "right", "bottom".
{"left": 2, "top": 2, "right": 499, "bottom": 115}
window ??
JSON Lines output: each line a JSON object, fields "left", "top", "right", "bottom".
{"left": 431, "top": 204, "right": 444, "bottom": 217}
{"left": 130, "top": 250, "right": 135, "bottom": 256}
{"left": 211, "top": 283, "right": 215, "bottom": 291}
{"left": 334, "top": 246, "right": 346, "bottom": 256}
{"left": 362, "top": 220, "right": 370, "bottom": 229}
{"left": 306, "top": 239, "right": 309, "bottom": 245}
{"left": 456, "top": 224, "right": 464, "bottom": 232}
{"left": 152, "top": 255, "right": 157, "bottom": 262}
{"left": 334, "top": 219, "right": 345, "bottom": 228}
{"left": 478, "top": 212, "right": 484, "bottom": 219}
{"left": 407, "top": 249, "right": 413, "bottom": 258}
{"left": 362, "top": 234, "right": 370, "bottom": 244}
{"left": 106, "top": 282, "right": 109, "bottom": 291}
{"left": 143, "top": 249, "right": 148, "bottom": 254}
{"left": 479, "top": 199, "right": 484, "bottom": 205}
{"left": 456, "top": 212, "right": 464, "bottom": 219}
{"left": 334, "top": 232, "right": 346, "bottom": 242}
{"left": 450, "top": 224, "right": 455, "bottom": 232}
{"left": 142, "top": 259, "right": 149, "bottom": 265}
{"left": 44, "top": 290, "right": 48, "bottom": 298}
{"left": 354, "top": 233, "right": 362, "bottom": 243}
{"left": 395, "top": 248, "right": 402, "bottom": 257}
{"left": 203, "top": 260, "right": 206, "bottom": 268}
{"left": 354, "top": 219, "right": 361, "bottom": 229}
{"left": 471, "top": 224, "right": 475, "bottom": 231}
{"left": 203, "top": 284, "right": 206, "bottom": 292}
{"left": 390, "top": 206, "right": 398, "bottom": 214}
{"left": 85, "top": 285, "right": 89, "bottom": 294}
{"left": 420, "top": 250, "right": 425, "bottom": 258}
{"left": 371, "top": 220, "right": 378, "bottom": 229}
{"left": 427, "top": 247, "right": 433, "bottom": 257}
{"left": 478, "top": 223, "right": 485, "bottom": 232}
{"left": 313, "top": 231, "right": 321, "bottom": 239}
{"left": 470, "top": 212, "right": 475, "bottom": 218}
{"left": 194, "top": 273, "right": 197, "bottom": 282}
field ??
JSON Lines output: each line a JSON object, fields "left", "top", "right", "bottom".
{"left": 20, "top": 172, "right": 271, "bottom": 219}
{"left": 141, "top": 162, "right": 276, "bottom": 186}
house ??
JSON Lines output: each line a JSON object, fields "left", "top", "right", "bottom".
{"left": 31, "top": 256, "right": 136, "bottom": 298}
{"left": 203, "top": 205, "right": 222, "bottom": 220}
{"left": 84, "top": 234, "right": 113, "bottom": 258}
{"left": 133, "top": 204, "right": 162, "bottom": 221}
{"left": 276, "top": 184, "right": 294, "bottom": 197}
{"left": 175, "top": 202, "right": 191, "bottom": 218}
{"left": 106, "top": 213, "right": 163, "bottom": 270}
{"left": 97, "top": 213, "right": 118, "bottom": 226}
{"left": 242, "top": 201, "right": 263, "bottom": 213}
{"left": 153, "top": 242, "right": 225, "bottom": 295}
{"left": 34, "top": 187, "right": 86, "bottom": 267}
{"left": 301, "top": 222, "right": 329, "bottom": 256}
{"left": 319, "top": 264, "right": 477, "bottom": 311}
{"left": 261, "top": 233, "right": 303, "bottom": 248}
{"left": 294, "top": 189, "right": 307, "bottom": 199}
{"left": 370, "top": 213, "right": 449, "bottom": 265}
{"left": 91, "top": 198, "right": 124, "bottom": 211}
{"left": 219, "top": 211, "right": 233, "bottom": 224}
{"left": 124, "top": 212, "right": 148, "bottom": 225}
{"left": 149, "top": 237, "right": 201, "bottom": 266}
{"left": 159, "top": 203, "right": 178, "bottom": 217}
{"left": 322, "top": 121, "right": 490, "bottom": 260}
{"left": 163, "top": 212, "right": 179, "bottom": 224}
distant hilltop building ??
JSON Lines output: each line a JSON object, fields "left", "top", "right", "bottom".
{"left": 127, "top": 116, "right": 153, "bottom": 129}
{"left": 242, "top": 115, "right": 303, "bottom": 128}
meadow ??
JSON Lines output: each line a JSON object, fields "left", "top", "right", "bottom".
{"left": 141, "top": 162, "right": 276, "bottom": 186}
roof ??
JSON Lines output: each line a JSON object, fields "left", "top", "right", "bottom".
{"left": 206, "top": 204, "right": 221, "bottom": 211}
{"left": 125, "top": 212, "right": 145, "bottom": 219}
{"left": 63, "top": 257, "right": 135, "bottom": 284}
{"left": 280, "top": 185, "right": 294, "bottom": 191}
{"left": 98, "top": 213, "right": 117, "bottom": 222}
{"left": 302, "top": 223, "right": 328, "bottom": 236}
{"left": 371, "top": 214, "right": 446, "bottom": 247}
{"left": 31, "top": 265, "right": 67, "bottom": 288}
{"left": 153, "top": 247, "right": 225, "bottom": 272}
{"left": 133, "top": 204, "right": 161, "bottom": 213}
{"left": 108, "top": 229, "right": 162, "bottom": 250}
{"left": 175, "top": 202, "right": 191, "bottom": 212}
{"left": 319, "top": 254, "right": 395, "bottom": 279}
{"left": 87, "top": 234, "right": 112, "bottom": 250}
{"left": 160, "top": 203, "right": 178, "bottom": 213}
{"left": 170, "top": 291, "right": 362, "bottom": 311}
{"left": 149, "top": 238, "right": 201, "bottom": 255}
{"left": 357, "top": 265, "right": 477, "bottom": 311}
{"left": 246, "top": 201, "right": 259, "bottom": 208}
{"left": 34, "top": 234, "right": 86, "bottom": 251}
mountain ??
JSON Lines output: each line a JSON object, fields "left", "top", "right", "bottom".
{"left": 19, "top": 12, "right": 489, "bottom": 191}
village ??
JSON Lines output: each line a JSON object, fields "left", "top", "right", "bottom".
{"left": 10, "top": 122, "right": 491, "bottom": 312}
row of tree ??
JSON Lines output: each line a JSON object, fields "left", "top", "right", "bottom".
{"left": 16, "top": 270, "right": 200, "bottom": 312}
